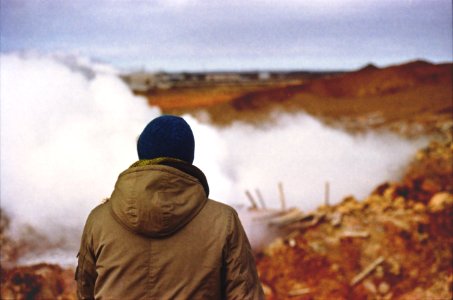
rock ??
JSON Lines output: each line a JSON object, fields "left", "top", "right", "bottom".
{"left": 330, "top": 212, "right": 343, "bottom": 227}
{"left": 363, "top": 279, "right": 377, "bottom": 294}
{"left": 409, "top": 268, "right": 419, "bottom": 278}
{"left": 387, "top": 258, "right": 401, "bottom": 276}
{"left": 264, "top": 238, "right": 284, "bottom": 257}
{"left": 421, "top": 179, "right": 441, "bottom": 194}
{"left": 375, "top": 265, "right": 385, "bottom": 279}
{"left": 330, "top": 263, "right": 340, "bottom": 272}
{"left": 428, "top": 193, "right": 453, "bottom": 213}
{"left": 261, "top": 283, "right": 273, "bottom": 298}
{"left": 413, "top": 202, "right": 426, "bottom": 213}
{"left": 393, "top": 197, "right": 406, "bottom": 209}
{"left": 378, "top": 282, "right": 390, "bottom": 294}
{"left": 384, "top": 187, "right": 396, "bottom": 201}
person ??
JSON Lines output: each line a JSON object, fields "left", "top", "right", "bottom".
{"left": 76, "top": 115, "right": 264, "bottom": 300}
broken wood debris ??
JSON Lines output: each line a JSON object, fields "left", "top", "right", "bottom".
{"left": 341, "top": 230, "right": 370, "bottom": 238}
{"left": 330, "top": 211, "right": 343, "bottom": 226}
{"left": 255, "top": 189, "right": 266, "bottom": 210}
{"left": 285, "top": 213, "right": 325, "bottom": 230}
{"left": 252, "top": 210, "right": 288, "bottom": 221}
{"left": 288, "top": 288, "right": 311, "bottom": 297}
{"left": 245, "top": 190, "right": 258, "bottom": 210}
{"left": 350, "top": 256, "right": 385, "bottom": 286}
{"left": 268, "top": 208, "right": 306, "bottom": 227}
{"left": 377, "top": 215, "right": 411, "bottom": 231}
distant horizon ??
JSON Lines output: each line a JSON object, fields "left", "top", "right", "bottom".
{"left": 2, "top": 50, "right": 451, "bottom": 75}
{"left": 116, "top": 57, "right": 452, "bottom": 74}
{"left": 107, "top": 54, "right": 453, "bottom": 74}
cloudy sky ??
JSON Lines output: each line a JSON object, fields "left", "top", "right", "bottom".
{"left": 1, "top": 0, "right": 452, "bottom": 71}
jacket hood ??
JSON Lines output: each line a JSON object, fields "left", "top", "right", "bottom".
{"left": 109, "top": 158, "right": 209, "bottom": 238}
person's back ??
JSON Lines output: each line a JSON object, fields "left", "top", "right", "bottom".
{"left": 76, "top": 115, "right": 264, "bottom": 300}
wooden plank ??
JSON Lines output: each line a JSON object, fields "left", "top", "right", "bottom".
{"left": 350, "top": 256, "right": 385, "bottom": 286}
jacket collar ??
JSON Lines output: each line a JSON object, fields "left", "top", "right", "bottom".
{"left": 130, "top": 157, "right": 210, "bottom": 197}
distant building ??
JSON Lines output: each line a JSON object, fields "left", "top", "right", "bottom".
{"left": 205, "top": 73, "right": 244, "bottom": 82}
{"left": 258, "top": 72, "right": 271, "bottom": 81}
{"left": 121, "top": 72, "right": 157, "bottom": 92}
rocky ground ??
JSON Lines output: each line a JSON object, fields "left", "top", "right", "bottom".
{"left": 0, "top": 264, "right": 76, "bottom": 300}
{"left": 256, "top": 138, "right": 452, "bottom": 300}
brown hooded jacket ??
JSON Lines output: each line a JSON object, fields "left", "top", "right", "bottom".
{"left": 76, "top": 159, "right": 264, "bottom": 300}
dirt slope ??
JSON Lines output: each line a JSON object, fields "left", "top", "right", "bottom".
{"left": 146, "top": 61, "right": 452, "bottom": 131}
{"left": 304, "top": 60, "right": 451, "bottom": 98}
{"left": 212, "top": 61, "right": 452, "bottom": 132}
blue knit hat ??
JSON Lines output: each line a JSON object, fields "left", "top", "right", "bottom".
{"left": 137, "top": 115, "right": 195, "bottom": 163}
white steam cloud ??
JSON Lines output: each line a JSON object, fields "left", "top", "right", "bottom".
{"left": 187, "top": 115, "right": 427, "bottom": 250}
{"left": 1, "top": 53, "right": 426, "bottom": 264}
{"left": 190, "top": 115, "right": 427, "bottom": 212}
{"left": 0, "top": 53, "right": 160, "bottom": 264}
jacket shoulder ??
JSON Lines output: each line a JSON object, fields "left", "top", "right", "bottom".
{"left": 206, "top": 199, "right": 236, "bottom": 211}
{"left": 203, "top": 199, "right": 239, "bottom": 219}
{"left": 90, "top": 200, "right": 110, "bottom": 216}
{"left": 84, "top": 201, "right": 111, "bottom": 227}
{"left": 202, "top": 199, "right": 243, "bottom": 234}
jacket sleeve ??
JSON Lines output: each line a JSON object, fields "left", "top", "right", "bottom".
{"left": 223, "top": 210, "right": 265, "bottom": 300}
{"left": 76, "top": 215, "right": 97, "bottom": 300}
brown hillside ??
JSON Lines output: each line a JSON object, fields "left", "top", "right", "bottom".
{"left": 142, "top": 60, "right": 452, "bottom": 134}
{"left": 230, "top": 60, "right": 452, "bottom": 108}
{"left": 304, "top": 60, "right": 452, "bottom": 98}
{"left": 204, "top": 60, "right": 452, "bottom": 133}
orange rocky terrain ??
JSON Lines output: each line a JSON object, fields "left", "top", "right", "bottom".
{"left": 146, "top": 60, "right": 452, "bottom": 136}
{"left": 256, "top": 139, "right": 452, "bottom": 299}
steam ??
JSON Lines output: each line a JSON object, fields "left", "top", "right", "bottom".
{"left": 1, "top": 53, "right": 427, "bottom": 264}
{"left": 1, "top": 53, "right": 160, "bottom": 264}
{"left": 186, "top": 115, "right": 427, "bottom": 250}
{"left": 189, "top": 115, "right": 427, "bottom": 212}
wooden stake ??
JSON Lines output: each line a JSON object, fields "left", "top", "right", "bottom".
{"left": 245, "top": 190, "right": 258, "bottom": 209}
{"left": 255, "top": 189, "right": 266, "bottom": 210}
{"left": 325, "top": 181, "right": 330, "bottom": 206}
{"left": 278, "top": 182, "right": 286, "bottom": 211}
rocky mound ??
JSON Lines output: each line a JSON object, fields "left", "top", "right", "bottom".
{"left": 257, "top": 140, "right": 453, "bottom": 299}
